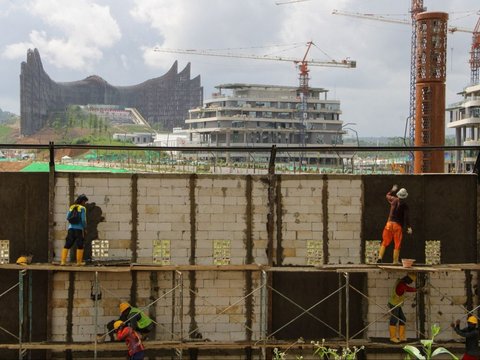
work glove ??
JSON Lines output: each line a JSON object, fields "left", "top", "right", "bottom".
{"left": 391, "top": 184, "right": 399, "bottom": 192}
{"left": 407, "top": 227, "right": 413, "bottom": 235}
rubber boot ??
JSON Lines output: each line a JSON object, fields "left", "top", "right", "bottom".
{"left": 399, "top": 325, "right": 407, "bottom": 342}
{"left": 60, "top": 248, "right": 69, "bottom": 266}
{"left": 393, "top": 249, "right": 401, "bottom": 264}
{"left": 76, "top": 249, "right": 85, "bottom": 266}
{"left": 377, "top": 245, "right": 386, "bottom": 263}
{"left": 389, "top": 325, "right": 400, "bottom": 343}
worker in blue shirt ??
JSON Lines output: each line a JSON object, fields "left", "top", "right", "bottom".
{"left": 61, "top": 194, "right": 88, "bottom": 265}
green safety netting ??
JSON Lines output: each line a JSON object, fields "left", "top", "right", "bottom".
{"left": 21, "top": 162, "right": 129, "bottom": 173}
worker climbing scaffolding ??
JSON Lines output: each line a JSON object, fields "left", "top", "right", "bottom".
{"left": 387, "top": 273, "right": 420, "bottom": 343}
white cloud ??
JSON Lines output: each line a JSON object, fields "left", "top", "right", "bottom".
{"left": 1, "top": 0, "right": 121, "bottom": 70}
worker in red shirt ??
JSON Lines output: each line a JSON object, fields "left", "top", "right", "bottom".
{"left": 377, "top": 184, "right": 412, "bottom": 264}
{"left": 113, "top": 321, "right": 145, "bottom": 360}
{"left": 388, "top": 273, "right": 419, "bottom": 343}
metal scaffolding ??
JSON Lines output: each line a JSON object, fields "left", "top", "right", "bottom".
{"left": 0, "top": 263, "right": 477, "bottom": 359}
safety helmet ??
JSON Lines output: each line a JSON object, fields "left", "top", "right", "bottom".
{"left": 16, "top": 256, "right": 28, "bottom": 265}
{"left": 75, "top": 194, "right": 89, "bottom": 203}
{"left": 113, "top": 320, "right": 124, "bottom": 330}
{"left": 397, "top": 188, "right": 408, "bottom": 199}
{"left": 119, "top": 302, "right": 130, "bottom": 313}
{"left": 407, "top": 273, "right": 416, "bottom": 282}
{"left": 468, "top": 316, "right": 478, "bottom": 324}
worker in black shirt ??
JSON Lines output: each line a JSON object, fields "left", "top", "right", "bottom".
{"left": 451, "top": 315, "right": 479, "bottom": 360}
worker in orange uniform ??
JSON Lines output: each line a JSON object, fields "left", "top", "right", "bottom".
{"left": 451, "top": 315, "right": 480, "bottom": 360}
{"left": 377, "top": 185, "right": 412, "bottom": 264}
{"left": 388, "top": 273, "right": 419, "bottom": 343}
{"left": 114, "top": 321, "right": 145, "bottom": 360}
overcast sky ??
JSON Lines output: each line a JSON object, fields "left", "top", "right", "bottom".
{"left": 0, "top": 0, "right": 478, "bottom": 137}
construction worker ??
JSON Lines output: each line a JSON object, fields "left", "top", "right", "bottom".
{"left": 377, "top": 184, "right": 412, "bottom": 264}
{"left": 388, "top": 273, "right": 419, "bottom": 343}
{"left": 451, "top": 316, "right": 480, "bottom": 360}
{"left": 61, "top": 194, "right": 88, "bottom": 266}
{"left": 113, "top": 321, "right": 145, "bottom": 360}
{"left": 107, "top": 302, "right": 155, "bottom": 341}
{"left": 119, "top": 302, "right": 155, "bottom": 337}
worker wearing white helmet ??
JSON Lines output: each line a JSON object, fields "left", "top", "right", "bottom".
{"left": 377, "top": 184, "right": 412, "bottom": 264}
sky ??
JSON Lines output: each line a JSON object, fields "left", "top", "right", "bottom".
{"left": 0, "top": 0, "right": 478, "bottom": 137}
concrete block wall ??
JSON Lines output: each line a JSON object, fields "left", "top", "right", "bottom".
{"left": 53, "top": 174, "right": 366, "bottom": 266}
{"left": 428, "top": 271, "right": 477, "bottom": 341}
{"left": 252, "top": 177, "right": 269, "bottom": 264}
{"left": 280, "top": 178, "right": 324, "bottom": 266}
{"left": 137, "top": 177, "right": 190, "bottom": 264}
{"left": 327, "top": 179, "right": 362, "bottom": 264}
{"left": 53, "top": 175, "right": 133, "bottom": 262}
{"left": 365, "top": 270, "right": 477, "bottom": 342}
{"left": 48, "top": 173, "right": 477, "bottom": 349}
{"left": 190, "top": 271, "right": 260, "bottom": 341}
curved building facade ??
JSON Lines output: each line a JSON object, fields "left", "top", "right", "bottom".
{"left": 20, "top": 49, "right": 203, "bottom": 135}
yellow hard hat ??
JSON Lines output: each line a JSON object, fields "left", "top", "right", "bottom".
{"left": 113, "top": 320, "right": 124, "bottom": 330}
{"left": 468, "top": 316, "right": 478, "bottom": 324}
{"left": 407, "top": 273, "right": 416, "bottom": 282}
{"left": 16, "top": 256, "right": 28, "bottom": 265}
{"left": 119, "top": 302, "right": 130, "bottom": 313}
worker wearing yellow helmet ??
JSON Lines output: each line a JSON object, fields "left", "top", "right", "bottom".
{"left": 16, "top": 255, "right": 33, "bottom": 265}
{"left": 387, "top": 273, "right": 420, "bottom": 343}
{"left": 107, "top": 302, "right": 155, "bottom": 341}
{"left": 118, "top": 302, "right": 155, "bottom": 337}
{"left": 451, "top": 315, "right": 479, "bottom": 360}
{"left": 113, "top": 320, "right": 145, "bottom": 360}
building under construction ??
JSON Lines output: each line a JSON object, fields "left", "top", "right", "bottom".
{"left": 20, "top": 49, "right": 203, "bottom": 135}
{"left": 0, "top": 150, "right": 479, "bottom": 359}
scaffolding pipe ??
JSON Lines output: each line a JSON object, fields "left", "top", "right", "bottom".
{"left": 18, "top": 270, "right": 24, "bottom": 360}
{"left": 178, "top": 270, "right": 184, "bottom": 360}
{"left": 345, "top": 272, "right": 350, "bottom": 348}
{"left": 94, "top": 271, "right": 99, "bottom": 360}
{"left": 338, "top": 273, "right": 342, "bottom": 336}
{"left": 28, "top": 272, "right": 32, "bottom": 360}
{"left": 260, "top": 270, "right": 267, "bottom": 360}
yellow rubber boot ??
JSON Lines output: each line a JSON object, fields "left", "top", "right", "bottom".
{"left": 389, "top": 325, "right": 400, "bottom": 343}
{"left": 399, "top": 325, "right": 407, "bottom": 342}
{"left": 393, "top": 249, "right": 400, "bottom": 264}
{"left": 76, "top": 249, "right": 85, "bottom": 266}
{"left": 377, "top": 245, "right": 386, "bottom": 263}
{"left": 60, "top": 248, "right": 69, "bottom": 266}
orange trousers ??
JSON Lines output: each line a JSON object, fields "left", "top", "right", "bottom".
{"left": 382, "top": 221, "right": 403, "bottom": 250}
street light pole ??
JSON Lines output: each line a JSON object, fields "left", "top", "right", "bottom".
{"left": 343, "top": 126, "right": 359, "bottom": 173}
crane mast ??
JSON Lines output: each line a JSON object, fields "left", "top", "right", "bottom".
{"left": 471, "top": 14, "right": 480, "bottom": 84}
{"left": 408, "top": 0, "right": 425, "bottom": 148}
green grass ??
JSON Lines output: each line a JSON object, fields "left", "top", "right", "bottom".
{"left": 21, "top": 162, "right": 129, "bottom": 173}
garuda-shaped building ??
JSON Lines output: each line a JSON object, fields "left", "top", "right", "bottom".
{"left": 20, "top": 48, "right": 203, "bottom": 135}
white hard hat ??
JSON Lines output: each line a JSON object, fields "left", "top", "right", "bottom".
{"left": 397, "top": 188, "right": 408, "bottom": 199}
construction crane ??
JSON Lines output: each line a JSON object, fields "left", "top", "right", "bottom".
{"left": 333, "top": 4, "right": 475, "bottom": 155}
{"left": 331, "top": 9, "right": 472, "bottom": 34}
{"left": 471, "top": 14, "right": 480, "bottom": 84}
{"left": 154, "top": 42, "right": 356, "bottom": 150}
{"left": 153, "top": 44, "right": 356, "bottom": 69}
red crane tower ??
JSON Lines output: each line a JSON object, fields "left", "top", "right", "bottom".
{"left": 470, "top": 14, "right": 480, "bottom": 84}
